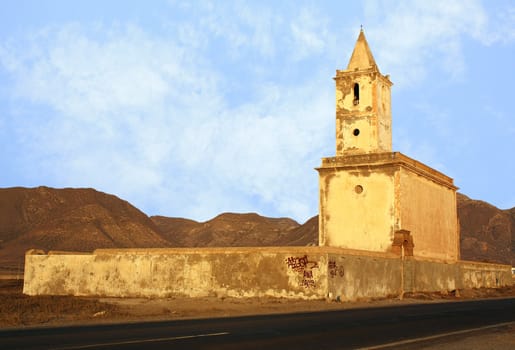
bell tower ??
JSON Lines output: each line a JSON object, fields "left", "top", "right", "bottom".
{"left": 335, "top": 29, "right": 392, "bottom": 155}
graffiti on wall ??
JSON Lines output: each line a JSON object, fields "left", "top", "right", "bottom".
{"left": 328, "top": 260, "right": 345, "bottom": 278}
{"left": 285, "top": 255, "right": 319, "bottom": 288}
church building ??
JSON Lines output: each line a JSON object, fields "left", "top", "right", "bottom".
{"left": 318, "top": 30, "right": 459, "bottom": 262}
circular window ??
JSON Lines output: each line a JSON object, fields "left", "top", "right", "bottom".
{"left": 355, "top": 185, "right": 363, "bottom": 194}
{"left": 353, "top": 129, "right": 360, "bottom": 136}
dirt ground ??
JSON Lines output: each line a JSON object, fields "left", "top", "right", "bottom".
{"left": 1, "top": 279, "right": 514, "bottom": 329}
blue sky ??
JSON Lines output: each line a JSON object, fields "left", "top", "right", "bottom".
{"left": 0, "top": 1, "right": 514, "bottom": 223}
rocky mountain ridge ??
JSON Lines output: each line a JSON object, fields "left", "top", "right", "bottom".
{"left": 457, "top": 193, "right": 514, "bottom": 265}
{"left": 0, "top": 187, "right": 512, "bottom": 275}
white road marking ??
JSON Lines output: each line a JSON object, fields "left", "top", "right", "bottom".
{"left": 52, "top": 331, "right": 230, "bottom": 349}
{"left": 359, "top": 321, "right": 515, "bottom": 349}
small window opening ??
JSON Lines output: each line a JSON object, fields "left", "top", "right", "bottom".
{"left": 353, "top": 128, "right": 360, "bottom": 136}
{"left": 355, "top": 185, "right": 363, "bottom": 194}
{"left": 353, "top": 83, "right": 359, "bottom": 105}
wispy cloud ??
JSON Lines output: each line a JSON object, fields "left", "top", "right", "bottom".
{"left": 0, "top": 7, "right": 334, "bottom": 221}
{"left": 364, "top": 0, "right": 490, "bottom": 85}
{"left": 289, "top": 6, "right": 331, "bottom": 60}
{"left": 476, "top": 4, "right": 515, "bottom": 45}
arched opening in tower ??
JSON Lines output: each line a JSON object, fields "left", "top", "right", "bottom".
{"left": 353, "top": 83, "right": 359, "bottom": 105}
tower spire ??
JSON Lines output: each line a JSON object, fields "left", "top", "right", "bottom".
{"left": 346, "top": 29, "right": 378, "bottom": 71}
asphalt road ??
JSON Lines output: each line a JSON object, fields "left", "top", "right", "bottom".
{"left": 1, "top": 298, "right": 514, "bottom": 350}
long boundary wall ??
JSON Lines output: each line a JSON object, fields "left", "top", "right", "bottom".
{"left": 23, "top": 247, "right": 512, "bottom": 301}
{"left": 24, "top": 247, "right": 330, "bottom": 299}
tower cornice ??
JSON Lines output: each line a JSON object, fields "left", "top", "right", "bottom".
{"left": 317, "top": 152, "right": 458, "bottom": 190}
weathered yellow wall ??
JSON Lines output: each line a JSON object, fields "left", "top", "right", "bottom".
{"left": 399, "top": 169, "right": 459, "bottom": 261}
{"left": 404, "top": 258, "right": 457, "bottom": 293}
{"left": 319, "top": 166, "right": 395, "bottom": 252}
{"left": 327, "top": 253, "right": 401, "bottom": 301}
{"left": 459, "top": 260, "right": 512, "bottom": 289}
{"left": 23, "top": 247, "right": 329, "bottom": 299}
{"left": 23, "top": 247, "right": 511, "bottom": 300}
{"left": 326, "top": 255, "right": 512, "bottom": 301}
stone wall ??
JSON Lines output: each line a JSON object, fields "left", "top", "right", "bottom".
{"left": 403, "top": 258, "right": 458, "bottom": 293}
{"left": 459, "top": 260, "right": 512, "bottom": 289}
{"left": 24, "top": 247, "right": 329, "bottom": 299}
{"left": 326, "top": 251, "right": 401, "bottom": 301}
{"left": 23, "top": 247, "right": 512, "bottom": 301}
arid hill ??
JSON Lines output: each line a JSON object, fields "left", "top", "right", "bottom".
{"left": 151, "top": 213, "right": 300, "bottom": 247}
{"left": 0, "top": 187, "right": 171, "bottom": 274}
{"left": 0, "top": 187, "right": 513, "bottom": 275}
{"left": 457, "top": 193, "right": 513, "bottom": 265}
